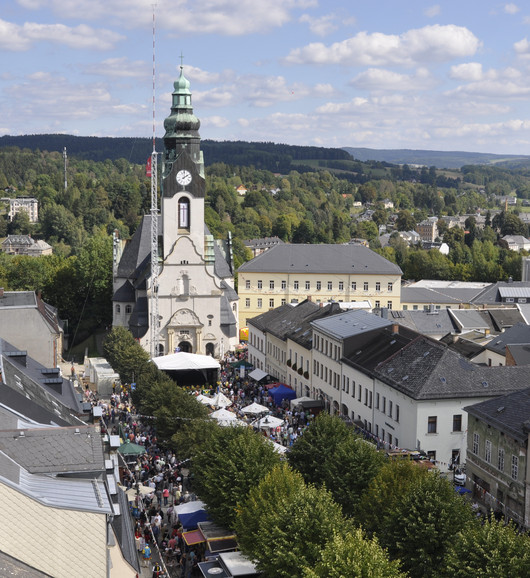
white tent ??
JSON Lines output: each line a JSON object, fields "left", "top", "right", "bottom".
{"left": 152, "top": 352, "right": 220, "bottom": 371}
{"left": 241, "top": 402, "right": 270, "bottom": 415}
{"left": 248, "top": 368, "right": 268, "bottom": 382}
{"left": 175, "top": 500, "right": 206, "bottom": 515}
{"left": 290, "top": 396, "right": 314, "bottom": 409}
{"left": 210, "top": 408, "right": 237, "bottom": 422}
{"left": 195, "top": 394, "right": 213, "bottom": 405}
{"left": 251, "top": 415, "right": 284, "bottom": 430}
{"left": 210, "top": 391, "right": 232, "bottom": 408}
{"left": 267, "top": 440, "right": 288, "bottom": 454}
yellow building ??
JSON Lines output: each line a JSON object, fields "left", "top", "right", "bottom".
{"left": 237, "top": 244, "right": 402, "bottom": 329}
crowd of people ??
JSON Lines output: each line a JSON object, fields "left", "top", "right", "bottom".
{"left": 89, "top": 349, "right": 316, "bottom": 577}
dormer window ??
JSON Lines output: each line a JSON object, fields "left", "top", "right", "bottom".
{"left": 178, "top": 197, "right": 190, "bottom": 230}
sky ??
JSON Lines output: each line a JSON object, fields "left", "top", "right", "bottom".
{"left": 3, "top": 1, "right": 530, "bottom": 154}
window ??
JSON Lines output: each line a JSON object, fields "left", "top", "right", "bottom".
{"left": 387, "top": 301, "right": 393, "bottom": 310}
{"left": 269, "top": 298, "right": 274, "bottom": 308}
{"left": 281, "top": 299, "right": 286, "bottom": 305}
{"left": 245, "top": 298, "right": 250, "bottom": 307}
{"left": 388, "top": 282, "right": 393, "bottom": 292}
{"left": 427, "top": 416, "right": 437, "bottom": 434}
{"left": 116, "top": 304, "right": 121, "bottom": 314}
{"left": 328, "top": 281, "right": 333, "bottom": 290}
{"left": 403, "top": 305, "right": 408, "bottom": 310}
{"left": 125, "top": 304, "right": 132, "bottom": 314}
{"left": 305, "top": 281, "right": 310, "bottom": 290}
{"left": 351, "top": 381, "right": 356, "bottom": 398}
{"left": 351, "top": 281, "right": 357, "bottom": 290}
{"left": 316, "top": 281, "right": 322, "bottom": 290}
{"left": 472, "top": 433, "right": 479, "bottom": 454}
{"left": 358, "top": 386, "right": 362, "bottom": 402}
{"left": 245, "top": 280, "right": 250, "bottom": 289}
{"left": 396, "top": 404, "right": 400, "bottom": 422}
{"left": 485, "top": 440, "right": 492, "bottom": 463}
{"left": 452, "top": 415, "right": 462, "bottom": 432}
{"left": 364, "top": 388, "right": 368, "bottom": 406}
{"left": 269, "top": 280, "right": 275, "bottom": 289}
{"left": 376, "top": 282, "right": 381, "bottom": 291}
{"left": 257, "top": 280, "right": 263, "bottom": 289}
{"left": 281, "top": 280, "right": 286, "bottom": 289}
{"left": 512, "top": 455, "right": 518, "bottom": 480}
{"left": 294, "top": 280, "right": 299, "bottom": 290}
{"left": 178, "top": 197, "right": 190, "bottom": 228}
{"left": 375, "top": 300, "right": 380, "bottom": 308}
{"left": 364, "top": 282, "right": 369, "bottom": 291}
{"left": 339, "top": 281, "right": 344, "bottom": 291}
{"left": 369, "top": 391, "right": 372, "bottom": 408}
{"left": 498, "top": 448, "right": 505, "bottom": 472}
{"left": 413, "top": 305, "right": 418, "bottom": 310}
{"left": 382, "top": 396, "right": 386, "bottom": 413}
{"left": 388, "top": 400, "right": 393, "bottom": 418}
{"left": 257, "top": 298, "right": 263, "bottom": 308}
{"left": 376, "top": 393, "right": 380, "bottom": 409}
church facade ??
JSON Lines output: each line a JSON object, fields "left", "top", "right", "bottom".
{"left": 112, "top": 68, "right": 239, "bottom": 358}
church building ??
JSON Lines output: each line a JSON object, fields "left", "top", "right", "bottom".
{"left": 112, "top": 67, "right": 239, "bottom": 357}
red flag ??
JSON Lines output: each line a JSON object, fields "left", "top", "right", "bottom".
{"left": 146, "top": 156, "right": 152, "bottom": 177}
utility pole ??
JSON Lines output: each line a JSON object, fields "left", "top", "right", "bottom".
{"left": 63, "top": 147, "right": 68, "bottom": 191}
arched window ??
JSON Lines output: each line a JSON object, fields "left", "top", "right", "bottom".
{"left": 125, "top": 304, "right": 132, "bottom": 314}
{"left": 178, "top": 197, "right": 190, "bottom": 229}
{"left": 116, "top": 304, "right": 121, "bottom": 314}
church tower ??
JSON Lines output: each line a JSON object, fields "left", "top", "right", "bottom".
{"left": 112, "top": 67, "right": 238, "bottom": 358}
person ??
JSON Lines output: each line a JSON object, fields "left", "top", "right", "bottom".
{"left": 152, "top": 562, "right": 163, "bottom": 577}
{"left": 142, "top": 543, "right": 152, "bottom": 568}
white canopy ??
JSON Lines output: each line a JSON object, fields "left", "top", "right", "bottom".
{"left": 195, "top": 394, "right": 213, "bottom": 405}
{"left": 210, "top": 391, "right": 232, "bottom": 408}
{"left": 251, "top": 415, "right": 284, "bottom": 430}
{"left": 210, "top": 408, "right": 237, "bottom": 422}
{"left": 152, "top": 352, "right": 220, "bottom": 371}
{"left": 267, "top": 440, "right": 288, "bottom": 454}
{"left": 241, "top": 402, "right": 270, "bottom": 415}
{"left": 290, "top": 396, "right": 314, "bottom": 409}
{"left": 248, "top": 368, "right": 268, "bottom": 382}
{"left": 175, "top": 500, "right": 206, "bottom": 514}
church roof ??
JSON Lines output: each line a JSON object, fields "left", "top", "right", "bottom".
{"left": 112, "top": 280, "right": 135, "bottom": 303}
{"left": 116, "top": 216, "right": 155, "bottom": 279}
{"left": 128, "top": 297, "right": 148, "bottom": 339}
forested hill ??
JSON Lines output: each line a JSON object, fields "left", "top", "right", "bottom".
{"left": 343, "top": 147, "right": 530, "bottom": 170}
{"left": 0, "top": 134, "right": 353, "bottom": 173}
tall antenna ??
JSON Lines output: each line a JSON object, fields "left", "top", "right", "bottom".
{"left": 150, "top": 3, "right": 160, "bottom": 359}
{"left": 63, "top": 147, "right": 68, "bottom": 191}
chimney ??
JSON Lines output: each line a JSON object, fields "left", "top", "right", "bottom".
{"left": 307, "top": 295, "right": 312, "bottom": 302}
{"left": 392, "top": 323, "right": 399, "bottom": 334}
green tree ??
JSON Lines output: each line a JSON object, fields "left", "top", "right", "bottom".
{"left": 8, "top": 210, "right": 33, "bottom": 235}
{"left": 288, "top": 414, "right": 385, "bottom": 516}
{"left": 379, "top": 472, "right": 474, "bottom": 577}
{"left": 396, "top": 210, "right": 416, "bottom": 232}
{"left": 236, "top": 463, "right": 345, "bottom": 578}
{"left": 193, "top": 426, "right": 281, "bottom": 529}
{"left": 303, "top": 528, "right": 406, "bottom": 578}
{"left": 444, "top": 518, "right": 530, "bottom": 577}
{"left": 103, "top": 326, "right": 150, "bottom": 384}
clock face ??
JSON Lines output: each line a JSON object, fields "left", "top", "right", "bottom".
{"left": 176, "top": 169, "right": 192, "bottom": 186}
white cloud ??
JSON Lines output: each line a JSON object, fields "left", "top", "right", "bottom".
{"left": 202, "top": 115, "right": 231, "bottom": 128}
{"left": 284, "top": 25, "right": 481, "bottom": 67}
{"left": 84, "top": 58, "right": 148, "bottom": 78}
{"left": 424, "top": 5, "right": 441, "bottom": 18}
{"left": 299, "top": 13, "right": 338, "bottom": 37}
{"left": 350, "top": 68, "right": 434, "bottom": 91}
{"left": 504, "top": 3, "right": 520, "bottom": 15}
{"left": 514, "top": 37, "right": 530, "bottom": 56}
{"left": 0, "top": 18, "right": 123, "bottom": 51}
{"left": 449, "top": 62, "right": 483, "bottom": 81}
{"left": 17, "top": 0, "right": 316, "bottom": 35}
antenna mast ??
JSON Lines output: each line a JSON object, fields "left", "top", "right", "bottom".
{"left": 63, "top": 147, "right": 68, "bottom": 191}
{"left": 150, "top": 3, "right": 160, "bottom": 359}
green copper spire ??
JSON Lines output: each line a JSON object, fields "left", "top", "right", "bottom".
{"left": 163, "top": 65, "right": 201, "bottom": 172}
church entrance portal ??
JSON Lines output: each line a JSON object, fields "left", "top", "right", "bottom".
{"left": 178, "top": 341, "right": 192, "bottom": 353}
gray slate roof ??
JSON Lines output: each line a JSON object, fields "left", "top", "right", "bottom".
{"left": 237, "top": 243, "right": 402, "bottom": 275}
{"left": 311, "top": 309, "right": 392, "bottom": 339}
{"left": 484, "top": 322, "right": 530, "bottom": 354}
{"left": 506, "top": 344, "right": 530, "bottom": 366}
{"left": 0, "top": 290, "right": 36, "bottom": 308}
{"left": 487, "top": 308, "right": 525, "bottom": 331}
{"left": 288, "top": 303, "right": 343, "bottom": 350}
{"left": 374, "top": 338, "right": 530, "bottom": 400}
{"left": 471, "top": 281, "right": 530, "bottom": 305}
{"left": 464, "top": 387, "right": 530, "bottom": 443}
{"left": 386, "top": 309, "right": 457, "bottom": 336}
{"left": 449, "top": 309, "right": 494, "bottom": 331}
{"left": 401, "top": 286, "right": 483, "bottom": 304}
{"left": 249, "top": 300, "right": 320, "bottom": 340}
{"left": 0, "top": 550, "right": 52, "bottom": 577}
{"left": 0, "top": 426, "right": 105, "bottom": 474}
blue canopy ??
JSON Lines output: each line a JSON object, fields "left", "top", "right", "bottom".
{"left": 179, "top": 509, "right": 210, "bottom": 530}
{"left": 269, "top": 384, "right": 296, "bottom": 406}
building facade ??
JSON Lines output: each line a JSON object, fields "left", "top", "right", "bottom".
{"left": 112, "top": 68, "right": 238, "bottom": 357}
{"left": 237, "top": 244, "right": 402, "bottom": 329}
{"left": 1, "top": 196, "right": 39, "bottom": 222}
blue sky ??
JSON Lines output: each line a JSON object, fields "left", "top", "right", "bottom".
{"left": 3, "top": 1, "right": 530, "bottom": 154}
